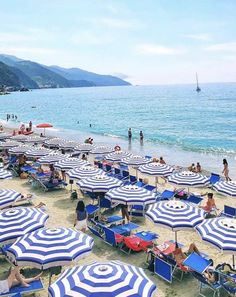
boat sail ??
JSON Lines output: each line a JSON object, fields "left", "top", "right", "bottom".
{"left": 196, "top": 73, "right": 201, "bottom": 92}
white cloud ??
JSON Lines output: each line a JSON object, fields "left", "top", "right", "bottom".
{"left": 184, "top": 33, "right": 210, "bottom": 41}
{"left": 71, "top": 31, "right": 114, "bottom": 46}
{"left": 205, "top": 42, "right": 236, "bottom": 52}
{"left": 136, "top": 44, "right": 186, "bottom": 55}
{"left": 98, "top": 18, "right": 139, "bottom": 29}
{"left": 0, "top": 33, "right": 35, "bottom": 43}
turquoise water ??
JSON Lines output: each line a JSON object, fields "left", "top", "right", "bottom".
{"left": 1, "top": 83, "right": 236, "bottom": 176}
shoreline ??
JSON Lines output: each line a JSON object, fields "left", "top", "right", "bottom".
{"left": 1, "top": 118, "right": 235, "bottom": 179}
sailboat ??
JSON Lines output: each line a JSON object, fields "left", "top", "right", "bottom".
{"left": 196, "top": 73, "right": 201, "bottom": 92}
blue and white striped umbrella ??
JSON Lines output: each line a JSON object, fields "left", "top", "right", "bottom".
{"left": 146, "top": 200, "right": 205, "bottom": 231}
{"left": 90, "top": 146, "right": 114, "bottom": 155}
{"left": 0, "top": 207, "right": 49, "bottom": 244}
{"left": 121, "top": 155, "right": 152, "bottom": 166}
{"left": 105, "top": 184, "right": 156, "bottom": 205}
{"left": 0, "top": 189, "right": 21, "bottom": 210}
{"left": 0, "top": 141, "right": 20, "bottom": 149}
{"left": 23, "top": 136, "right": 45, "bottom": 144}
{"left": 77, "top": 174, "right": 123, "bottom": 192}
{"left": 138, "top": 162, "right": 174, "bottom": 177}
{"left": 8, "top": 145, "right": 33, "bottom": 155}
{"left": 167, "top": 171, "right": 210, "bottom": 187}
{"left": 48, "top": 260, "right": 156, "bottom": 297}
{"left": 38, "top": 153, "right": 67, "bottom": 164}
{"left": 213, "top": 181, "right": 236, "bottom": 197}
{"left": 10, "top": 135, "right": 28, "bottom": 142}
{"left": 55, "top": 158, "right": 89, "bottom": 171}
{"left": 58, "top": 141, "right": 80, "bottom": 150}
{"left": 0, "top": 169, "right": 12, "bottom": 180}
{"left": 74, "top": 143, "right": 94, "bottom": 152}
{"left": 0, "top": 133, "right": 11, "bottom": 140}
{"left": 66, "top": 166, "right": 104, "bottom": 180}
{"left": 105, "top": 151, "right": 133, "bottom": 162}
{"left": 7, "top": 228, "right": 94, "bottom": 269}
{"left": 44, "top": 138, "right": 64, "bottom": 148}
{"left": 196, "top": 217, "right": 236, "bottom": 254}
{"left": 0, "top": 163, "right": 3, "bottom": 169}
{"left": 25, "top": 147, "right": 53, "bottom": 158}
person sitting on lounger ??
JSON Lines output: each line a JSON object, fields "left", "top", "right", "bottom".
{"left": 0, "top": 266, "right": 42, "bottom": 294}
{"left": 199, "top": 193, "right": 217, "bottom": 213}
{"left": 173, "top": 242, "right": 201, "bottom": 265}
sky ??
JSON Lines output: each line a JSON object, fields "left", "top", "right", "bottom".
{"left": 0, "top": 0, "right": 236, "bottom": 85}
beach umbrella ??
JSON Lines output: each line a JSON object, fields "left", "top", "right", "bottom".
{"left": 0, "top": 207, "right": 49, "bottom": 244}
{"left": 8, "top": 145, "right": 33, "bottom": 155}
{"left": 146, "top": 200, "right": 205, "bottom": 242}
{"left": 77, "top": 174, "right": 123, "bottom": 192}
{"left": 7, "top": 227, "right": 94, "bottom": 269}
{"left": 138, "top": 162, "right": 174, "bottom": 186}
{"left": 90, "top": 146, "right": 114, "bottom": 155}
{"left": 105, "top": 184, "right": 156, "bottom": 206}
{"left": 0, "top": 163, "right": 3, "bottom": 169}
{"left": 196, "top": 217, "right": 236, "bottom": 266}
{"left": 10, "top": 135, "right": 28, "bottom": 142}
{"left": 0, "top": 169, "right": 12, "bottom": 180}
{"left": 58, "top": 140, "right": 80, "bottom": 150}
{"left": 25, "top": 147, "right": 53, "bottom": 158}
{"left": 121, "top": 155, "right": 152, "bottom": 166}
{"left": 74, "top": 143, "right": 94, "bottom": 153}
{"left": 36, "top": 123, "right": 53, "bottom": 136}
{"left": 138, "top": 162, "right": 174, "bottom": 177}
{"left": 48, "top": 260, "right": 156, "bottom": 297}
{"left": 0, "top": 132, "right": 11, "bottom": 140}
{"left": 105, "top": 150, "right": 133, "bottom": 162}
{"left": 44, "top": 138, "right": 64, "bottom": 148}
{"left": 66, "top": 165, "right": 104, "bottom": 180}
{"left": 213, "top": 180, "right": 236, "bottom": 197}
{"left": 0, "top": 189, "right": 21, "bottom": 210}
{"left": 0, "top": 141, "right": 20, "bottom": 149}
{"left": 167, "top": 171, "right": 210, "bottom": 187}
{"left": 54, "top": 158, "right": 89, "bottom": 171}
{"left": 38, "top": 153, "right": 67, "bottom": 165}
{"left": 23, "top": 136, "right": 45, "bottom": 144}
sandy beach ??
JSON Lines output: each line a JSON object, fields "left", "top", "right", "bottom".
{"left": 0, "top": 142, "right": 235, "bottom": 297}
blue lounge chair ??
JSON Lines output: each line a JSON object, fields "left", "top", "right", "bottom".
{"left": 0, "top": 279, "right": 44, "bottom": 296}
{"left": 144, "top": 184, "right": 156, "bottom": 192}
{"left": 145, "top": 155, "right": 152, "bottom": 160}
{"left": 220, "top": 205, "right": 236, "bottom": 218}
{"left": 121, "top": 170, "right": 129, "bottom": 180}
{"left": 191, "top": 271, "right": 221, "bottom": 297}
{"left": 157, "top": 189, "right": 175, "bottom": 201}
{"left": 186, "top": 195, "right": 203, "bottom": 206}
{"left": 97, "top": 162, "right": 103, "bottom": 170}
{"left": 209, "top": 173, "right": 221, "bottom": 186}
{"left": 129, "top": 205, "right": 145, "bottom": 217}
{"left": 129, "top": 175, "right": 137, "bottom": 184}
{"left": 154, "top": 256, "right": 173, "bottom": 283}
{"left": 135, "top": 181, "right": 146, "bottom": 187}
{"left": 105, "top": 164, "right": 112, "bottom": 173}
{"left": 86, "top": 204, "right": 99, "bottom": 218}
{"left": 102, "top": 226, "right": 123, "bottom": 248}
{"left": 88, "top": 225, "right": 104, "bottom": 239}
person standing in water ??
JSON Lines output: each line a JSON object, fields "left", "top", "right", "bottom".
{"left": 222, "top": 158, "right": 231, "bottom": 181}
{"left": 140, "top": 131, "right": 144, "bottom": 142}
{"left": 128, "top": 128, "right": 132, "bottom": 140}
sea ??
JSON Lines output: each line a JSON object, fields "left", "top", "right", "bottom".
{"left": 1, "top": 83, "right": 236, "bottom": 178}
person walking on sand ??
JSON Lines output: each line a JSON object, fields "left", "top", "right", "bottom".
{"left": 128, "top": 128, "right": 132, "bottom": 140}
{"left": 222, "top": 158, "right": 231, "bottom": 181}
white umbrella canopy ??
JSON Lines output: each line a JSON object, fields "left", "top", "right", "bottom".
{"left": 0, "top": 141, "right": 20, "bottom": 149}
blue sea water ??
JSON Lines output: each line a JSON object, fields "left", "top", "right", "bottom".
{"left": 1, "top": 83, "right": 236, "bottom": 177}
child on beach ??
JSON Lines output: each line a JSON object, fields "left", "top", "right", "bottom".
{"left": 74, "top": 200, "right": 88, "bottom": 232}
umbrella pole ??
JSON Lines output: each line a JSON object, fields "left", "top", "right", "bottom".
{"left": 175, "top": 231, "right": 177, "bottom": 243}
{"left": 233, "top": 255, "right": 235, "bottom": 268}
